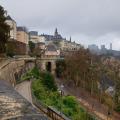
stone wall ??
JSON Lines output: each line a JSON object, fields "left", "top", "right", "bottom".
{"left": 0, "top": 59, "right": 35, "bottom": 86}
{"left": 7, "top": 40, "right": 29, "bottom": 55}
{"left": 36, "top": 58, "right": 56, "bottom": 75}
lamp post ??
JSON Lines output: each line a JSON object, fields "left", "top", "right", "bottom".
{"left": 59, "top": 84, "right": 64, "bottom": 114}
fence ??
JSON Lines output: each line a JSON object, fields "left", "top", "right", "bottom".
{"left": 32, "top": 91, "right": 71, "bottom": 120}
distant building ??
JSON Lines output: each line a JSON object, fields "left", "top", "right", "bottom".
{"left": 29, "top": 31, "right": 39, "bottom": 43}
{"left": 17, "top": 26, "right": 29, "bottom": 54}
{"left": 29, "top": 31, "right": 46, "bottom": 43}
{"left": 44, "top": 44, "right": 60, "bottom": 57}
{"left": 110, "top": 43, "right": 112, "bottom": 50}
{"left": 39, "top": 36, "right": 46, "bottom": 43}
{"left": 29, "top": 31, "right": 38, "bottom": 36}
{"left": 17, "top": 26, "right": 29, "bottom": 44}
{"left": 6, "top": 15, "right": 17, "bottom": 41}
{"left": 36, "top": 42, "right": 46, "bottom": 50}
{"left": 41, "top": 28, "right": 63, "bottom": 41}
{"left": 101, "top": 45, "right": 106, "bottom": 50}
{"left": 87, "top": 43, "right": 120, "bottom": 57}
{"left": 54, "top": 28, "right": 63, "bottom": 39}
{"left": 88, "top": 44, "right": 99, "bottom": 51}
{"left": 41, "top": 28, "right": 81, "bottom": 51}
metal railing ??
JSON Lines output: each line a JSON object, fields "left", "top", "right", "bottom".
{"left": 32, "top": 91, "right": 71, "bottom": 120}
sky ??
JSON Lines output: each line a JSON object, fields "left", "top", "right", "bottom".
{"left": 0, "top": 0, "right": 120, "bottom": 50}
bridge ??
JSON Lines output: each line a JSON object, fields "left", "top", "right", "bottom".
{"left": 0, "top": 56, "right": 67, "bottom": 120}
{"left": 14, "top": 56, "right": 64, "bottom": 74}
{"left": 0, "top": 56, "right": 64, "bottom": 85}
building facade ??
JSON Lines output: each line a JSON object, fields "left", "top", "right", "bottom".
{"left": 17, "top": 27, "right": 29, "bottom": 44}
{"left": 6, "top": 16, "right": 17, "bottom": 40}
{"left": 29, "top": 31, "right": 46, "bottom": 44}
{"left": 41, "top": 28, "right": 81, "bottom": 51}
{"left": 17, "top": 27, "right": 29, "bottom": 54}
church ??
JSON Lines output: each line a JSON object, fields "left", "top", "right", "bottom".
{"left": 40, "top": 28, "right": 82, "bottom": 51}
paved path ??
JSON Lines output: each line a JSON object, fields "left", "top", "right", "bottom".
{"left": 15, "top": 81, "right": 51, "bottom": 120}
{"left": 0, "top": 80, "right": 48, "bottom": 120}
{"left": 15, "top": 81, "right": 33, "bottom": 104}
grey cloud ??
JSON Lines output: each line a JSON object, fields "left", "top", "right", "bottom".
{"left": 1, "top": 0, "right": 120, "bottom": 49}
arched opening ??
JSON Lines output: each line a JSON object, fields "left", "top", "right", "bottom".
{"left": 46, "top": 62, "right": 52, "bottom": 72}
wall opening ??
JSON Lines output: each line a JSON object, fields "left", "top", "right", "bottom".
{"left": 46, "top": 62, "right": 52, "bottom": 72}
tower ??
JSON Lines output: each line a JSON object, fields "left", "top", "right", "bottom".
{"left": 110, "top": 43, "right": 112, "bottom": 50}
{"left": 70, "top": 36, "right": 71, "bottom": 42}
{"left": 54, "top": 28, "right": 58, "bottom": 36}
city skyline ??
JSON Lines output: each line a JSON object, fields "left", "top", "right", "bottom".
{"left": 1, "top": 0, "right": 120, "bottom": 50}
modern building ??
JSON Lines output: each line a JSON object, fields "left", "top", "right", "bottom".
{"left": 110, "top": 43, "right": 112, "bottom": 50}
{"left": 88, "top": 44, "right": 99, "bottom": 54}
{"left": 101, "top": 45, "right": 106, "bottom": 50}
{"left": 6, "top": 15, "right": 17, "bottom": 41}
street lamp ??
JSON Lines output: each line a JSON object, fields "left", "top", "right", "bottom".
{"left": 59, "top": 84, "right": 64, "bottom": 114}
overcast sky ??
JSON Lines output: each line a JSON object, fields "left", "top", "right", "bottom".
{"left": 1, "top": 0, "right": 120, "bottom": 50}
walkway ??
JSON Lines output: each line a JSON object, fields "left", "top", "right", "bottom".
{"left": 0, "top": 80, "right": 48, "bottom": 120}
{"left": 15, "top": 80, "right": 50, "bottom": 119}
{"left": 15, "top": 80, "right": 32, "bottom": 104}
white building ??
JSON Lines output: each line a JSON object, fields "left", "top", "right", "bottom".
{"left": 29, "top": 31, "right": 46, "bottom": 43}
{"left": 6, "top": 15, "right": 17, "bottom": 40}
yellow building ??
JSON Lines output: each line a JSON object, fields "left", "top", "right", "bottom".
{"left": 17, "top": 27, "right": 29, "bottom": 44}
{"left": 17, "top": 27, "right": 29, "bottom": 54}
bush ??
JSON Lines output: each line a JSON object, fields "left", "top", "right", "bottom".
{"left": 41, "top": 72, "right": 57, "bottom": 91}
{"left": 115, "top": 105, "right": 120, "bottom": 112}
{"left": 31, "top": 67, "right": 40, "bottom": 79}
{"left": 63, "top": 96, "right": 78, "bottom": 110}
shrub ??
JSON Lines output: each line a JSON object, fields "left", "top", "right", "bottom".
{"left": 41, "top": 72, "right": 57, "bottom": 91}
{"left": 31, "top": 67, "right": 40, "bottom": 79}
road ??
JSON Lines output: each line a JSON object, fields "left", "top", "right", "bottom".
{"left": 15, "top": 81, "right": 33, "bottom": 104}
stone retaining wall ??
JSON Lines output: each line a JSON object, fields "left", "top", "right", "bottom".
{"left": 0, "top": 58, "right": 35, "bottom": 86}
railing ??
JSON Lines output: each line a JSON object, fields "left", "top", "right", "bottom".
{"left": 32, "top": 91, "right": 71, "bottom": 120}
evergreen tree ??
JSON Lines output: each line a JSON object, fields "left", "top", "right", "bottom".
{"left": 0, "top": 5, "right": 10, "bottom": 54}
{"left": 29, "top": 41, "right": 35, "bottom": 53}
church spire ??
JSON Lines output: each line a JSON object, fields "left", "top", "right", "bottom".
{"left": 54, "top": 28, "right": 58, "bottom": 36}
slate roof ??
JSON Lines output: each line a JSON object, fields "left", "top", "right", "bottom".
{"left": 6, "top": 15, "right": 13, "bottom": 21}
{"left": 46, "top": 44, "right": 58, "bottom": 51}
{"left": 17, "top": 26, "right": 28, "bottom": 33}
{"left": 6, "top": 15, "right": 16, "bottom": 23}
